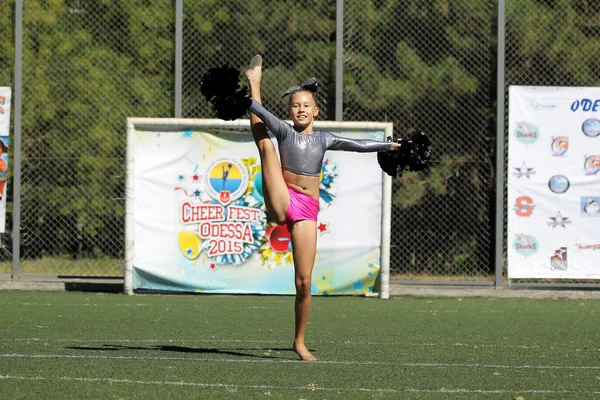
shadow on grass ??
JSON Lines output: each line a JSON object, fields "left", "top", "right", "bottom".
{"left": 64, "top": 344, "right": 311, "bottom": 360}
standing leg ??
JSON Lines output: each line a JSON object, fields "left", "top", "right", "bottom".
{"left": 289, "top": 220, "right": 318, "bottom": 361}
{"left": 245, "top": 56, "right": 289, "bottom": 224}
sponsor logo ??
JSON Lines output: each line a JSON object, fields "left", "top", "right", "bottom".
{"left": 575, "top": 243, "right": 600, "bottom": 251}
{"left": 513, "top": 196, "right": 535, "bottom": 217}
{"left": 571, "top": 98, "right": 600, "bottom": 112}
{"left": 582, "top": 118, "right": 600, "bottom": 138}
{"left": 513, "top": 234, "right": 539, "bottom": 257}
{"left": 513, "top": 122, "right": 540, "bottom": 145}
{"left": 550, "top": 247, "right": 567, "bottom": 271}
{"left": 548, "top": 211, "right": 571, "bottom": 228}
{"left": 205, "top": 158, "right": 249, "bottom": 205}
{"left": 527, "top": 98, "right": 557, "bottom": 111}
{"left": 513, "top": 162, "right": 536, "bottom": 179}
{"left": 265, "top": 225, "right": 292, "bottom": 253}
{"left": 583, "top": 155, "right": 600, "bottom": 175}
{"left": 177, "top": 157, "right": 265, "bottom": 263}
{"left": 551, "top": 136, "right": 569, "bottom": 157}
{"left": 548, "top": 175, "right": 570, "bottom": 194}
{"left": 581, "top": 196, "right": 600, "bottom": 217}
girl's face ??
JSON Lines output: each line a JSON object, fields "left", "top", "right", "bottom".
{"left": 288, "top": 91, "right": 319, "bottom": 129}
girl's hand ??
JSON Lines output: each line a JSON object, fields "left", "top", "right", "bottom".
{"left": 391, "top": 142, "right": 401, "bottom": 151}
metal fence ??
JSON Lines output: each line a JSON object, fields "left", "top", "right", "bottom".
{"left": 342, "top": 0, "right": 495, "bottom": 282}
{"left": 1, "top": 0, "right": 599, "bottom": 286}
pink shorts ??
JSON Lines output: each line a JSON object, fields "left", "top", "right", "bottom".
{"left": 285, "top": 186, "right": 319, "bottom": 227}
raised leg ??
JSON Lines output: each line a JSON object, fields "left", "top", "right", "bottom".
{"left": 245, "top": 56, "right": 289, "bottom": 224}
{"left": 289, "top": 220, "right": 318, "bottom": 361}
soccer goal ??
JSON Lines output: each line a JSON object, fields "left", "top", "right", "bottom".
{"left": 125, "top": 118, "right": 393, "bottom": 298}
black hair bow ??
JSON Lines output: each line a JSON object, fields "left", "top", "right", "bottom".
{"left": 281, "top": 77, "right": 319, "bottom": 98}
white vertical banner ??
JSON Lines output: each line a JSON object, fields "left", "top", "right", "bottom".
{"left": 508, "top": 86, "right": 600, "bottom": 279}
{"left": 0, "top": 87, "right": 11, "bottom": 233}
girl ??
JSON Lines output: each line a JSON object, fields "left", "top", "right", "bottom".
{"left": 244, "top": 55, "right": 400, "bottom": 361}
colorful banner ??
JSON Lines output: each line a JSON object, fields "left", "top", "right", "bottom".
{"left": 0, "top": 87, "right": 11, "bottom": 233}
{"left": 130, "top": 122, "right": 388, "bottom": 294}
{"left": 508, "top": 86, "right": 600, "bottom": 279}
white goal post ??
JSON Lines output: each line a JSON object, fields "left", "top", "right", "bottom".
{"left": 125, "top": 118, "right": 393, "bottom": 298}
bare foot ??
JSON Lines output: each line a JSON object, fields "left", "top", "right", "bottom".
{"left": 293, "top": 343, "right": 317, "bottom": 362}
{"left": 245, "top": 54, "right": 262, "bottom": 83}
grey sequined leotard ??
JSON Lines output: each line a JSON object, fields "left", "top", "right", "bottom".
{"left": 249, "top": 99, "right": 392, "bottom": 177}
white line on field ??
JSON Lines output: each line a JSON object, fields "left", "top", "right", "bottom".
{"left": 1, "top": 338, "right": 597, "bottom": 352}
{"left": 1, "top": 353, "right": 599, "bottom": 370}
{"left": 0, "top": 374, "right": 598, "bottom": 395}
{"left": 0, "top": 303, "right": 290, "bottom": 309}
{"left": 3, "top": 303, "right": 600, "bottom": 313}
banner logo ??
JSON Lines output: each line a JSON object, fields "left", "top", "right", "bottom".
{"left": 513, "top": 196, "right": 535, "bottom": 217}
{"left": 548, "top": 175, "right": 570, "bottom": 194}
{"left": 583, "top": 155, "right": 600, "bottom": 175}
{"left": 513, "top": 162, "right": 536, "bottom": 179}
{"left": 513, "top": 122, "right": 540, "bottom": 145}
{"left": 526, "top": 98, "right": 557, "bottom": 111}
{"left": 513, "top": 234, "right": 539, "bottom": 257}
{"left": 550, "top": 247, "right": 567, "bottom": 271}
{"left": 548, "top": 211, "right": 571, "bottom": 228}
{"left": 576, "top": 243, "right": 600, "bottom": 251}
{"left": 581, "top": 197, "right": 600, "bottom": 217}
{"left": 205, "top": 158, "right": 249, "bottom": 205}
{"left": 265, "top": 225, "right": 292, "bottom": 253}
{"left": 570, "top": 98, "right": 600, "bottom": 112}
{"left": 582, "top": 118, "right": 600, "bottom": 138}
{"left": 551, "top": 136, "right": 569, "bottom": 157}
{"left": 176, "top": 157, "right": 266, "bottom": 265}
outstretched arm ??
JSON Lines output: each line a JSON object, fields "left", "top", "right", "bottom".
{"left": 326, "top": 133, "right": 400, "bottom": 152}
{"left": 248, "top": 100, "right": 294, "bottom": 141}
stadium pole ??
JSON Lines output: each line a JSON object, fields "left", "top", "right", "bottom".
{"left": 494, "top": 0, "right": 506, "bottom": 288}
{"left": 11, "top": 0, "right": 23, "bottom": 280}
{"left": 380, "top": 126, "right": 393, "bottom": 300}
{"left": 335, "top": 0, "right": 343, "bottom": 121}
{"left": 124, "top": 120, "right": 135, "bottom": 295}
{"left": 174, "top": 0, "right": 183, "bottom": 118}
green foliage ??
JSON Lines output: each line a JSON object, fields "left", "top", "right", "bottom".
{"left": 0, "top": 2, "right": 14, "bottom": 81}
{"left": 393, "top": 155, "right": 461, "bottom": 210}
{"left": 10, "top": 0, "right": 175, "bottom": 260}
{"left": 506, "top": 0, "right": 600, "bottom": 85}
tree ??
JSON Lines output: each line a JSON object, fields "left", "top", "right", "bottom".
{"left": 17, "top": 0, "right": 174, "bottom": 262}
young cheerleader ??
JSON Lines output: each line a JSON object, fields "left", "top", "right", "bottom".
{"left": 243, "top": 55, "right": 401, "bottom": 361}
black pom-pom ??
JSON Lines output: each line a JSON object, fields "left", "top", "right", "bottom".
{"left": 377, "top": 132, "right": 432, "bottom": 178}
{"left": 200, "top": 66, "right": 241, "bottom": 101}
{"left": 406, "top": 131, "right": 432, "bottom": 172}
{"left": 212, "top": 90, "right": 252, "bottom": 121}
{"left": 200, "top": 66, "right": 251, "bottom": 121}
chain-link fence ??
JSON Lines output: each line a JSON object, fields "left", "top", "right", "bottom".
{"left": 342, "top": 1, "right": 495, "bottom": 281}
{"left": 1, "top": 0, "right": 598, "bottom": 285}
{"left": 2, "top": 0, "right": 176, "bottom": 276}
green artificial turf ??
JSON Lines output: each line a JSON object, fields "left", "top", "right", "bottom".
{"left": 1, "top": 291, "right": 599, "bottom": 399}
